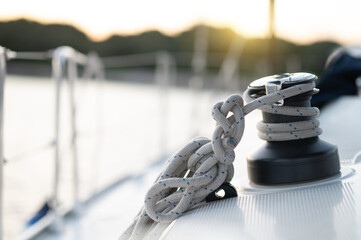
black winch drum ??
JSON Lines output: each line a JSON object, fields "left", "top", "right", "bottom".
{"left": 246, "top": 73, "right": 340, "bottom": 185}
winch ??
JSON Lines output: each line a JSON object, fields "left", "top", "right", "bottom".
{"left": 246, "top": 73, "right": 340, "bottom": 185}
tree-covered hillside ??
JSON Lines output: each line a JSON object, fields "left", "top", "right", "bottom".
{"left": 0, "top": 18, "right": 340, "bottom": 76}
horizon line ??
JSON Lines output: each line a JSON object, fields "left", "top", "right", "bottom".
{"left": 0, "top": 16, "right": 344, "bottom": 46}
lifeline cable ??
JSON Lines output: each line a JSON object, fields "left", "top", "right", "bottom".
{"left": 120, "top": 81, "right": 318, "bottom": 240}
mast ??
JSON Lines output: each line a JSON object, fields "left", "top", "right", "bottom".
{"left": 268, "top": 0, "right": 276, "bottom": 74}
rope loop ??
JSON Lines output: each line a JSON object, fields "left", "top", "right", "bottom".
{"left": 211, "top": 94, "right": 245, "bottom": 165}
{"left": 142, "top": 137, "right": 232, "bottom": 224}
{"left": 244, "top": 82, "right": 322, "bottom": 141}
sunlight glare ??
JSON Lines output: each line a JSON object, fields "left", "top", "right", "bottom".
{"left": 0, "top": 0, "right": 270, "bottom": 40}
{"left": 1, "top": 0, "right": 361, "bottom": 44}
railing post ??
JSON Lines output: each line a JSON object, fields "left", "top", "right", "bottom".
{"left": 52, "top": 46, "right": 86, "bottom": 217}
{"left": 189, "top": 26, "right": 209, "bottom": 137}
{"left": 155, "top": 51, "right": 176, "bottom": 155}
{"left": 67, "top": 57, "right": 80, "bottom": 212}
{"left": 51, "top": 48, "right": 65, "bottom": 231}
{"left": 82, "top": 52, "right": 105, "bottom": 195}
{"left": 216, "top": 35, "right": 245, "bottom": 91}
{"left": 0, "top": 46, "right": 7, "bottom": 240}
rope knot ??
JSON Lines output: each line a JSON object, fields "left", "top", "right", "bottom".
{"left": 211, "top": 94, "right": 245, "bottom": 165}
{"left": 143, "top": 137, "right": 236, "bottom": 224}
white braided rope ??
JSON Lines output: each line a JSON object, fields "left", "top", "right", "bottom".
{"left": 120, "top": 82, "right": 319, "bottom": 240}
{"left": 244, "top": 82, "right": 321, "bottom": 141}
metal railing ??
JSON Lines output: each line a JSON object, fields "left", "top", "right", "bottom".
{"left": 0, "top": 46, "right": 7, "bottom": 240}
{"left": 51, "top": 46, "right": 87, "bottom": 228}
{"left": 0, "top": 34, "right": 243, "bottom": 239}
{"left": 0, "top": 46, "right": 181, "bottom": 240}
{"left": 0, "top": 45, "right": 105, "bottom": 239}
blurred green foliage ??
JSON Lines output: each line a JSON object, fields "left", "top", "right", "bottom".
{"left": 0, "top": 18, "right": 340, "bottom": 76}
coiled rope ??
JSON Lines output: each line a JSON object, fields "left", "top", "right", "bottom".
{"left": 244, "top": 85, "right": 321, "bottom": 141}
{"left": 120, "top": 81, "right": 319, "bottom": 240}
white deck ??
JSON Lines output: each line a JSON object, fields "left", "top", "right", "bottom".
{"left": 34, "top": 164, "right": 162, "bottom": 240}
{"left": 29, "top": 96, "right": 361, "bottom": 240}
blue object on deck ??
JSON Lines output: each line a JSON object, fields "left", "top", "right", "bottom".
{"left": 312, "top": 48, "right": 361, "bottom": 108}
{"left": 26, "top": 202, "right": 50, "bottom": 227}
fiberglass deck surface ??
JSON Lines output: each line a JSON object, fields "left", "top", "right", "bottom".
{"left": 35, "top": 166, "right": 161, "bottom": 240}
{"left": 35, "top": 96, "right": 361, "bottom": 240}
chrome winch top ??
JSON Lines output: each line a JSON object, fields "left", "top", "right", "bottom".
{"left": 249, "top": 72, "right": 317, "bottom": 90}
{"left": 249, "top": 72, "right": 318, "bottom": 106}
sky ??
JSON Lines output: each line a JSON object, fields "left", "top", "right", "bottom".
{"left": 1, "top": 0, "right": 361, "bottom": 45}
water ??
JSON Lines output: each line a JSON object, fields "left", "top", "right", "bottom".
{"left": 2, "top": 75, "right": 234, "bottom": 239}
